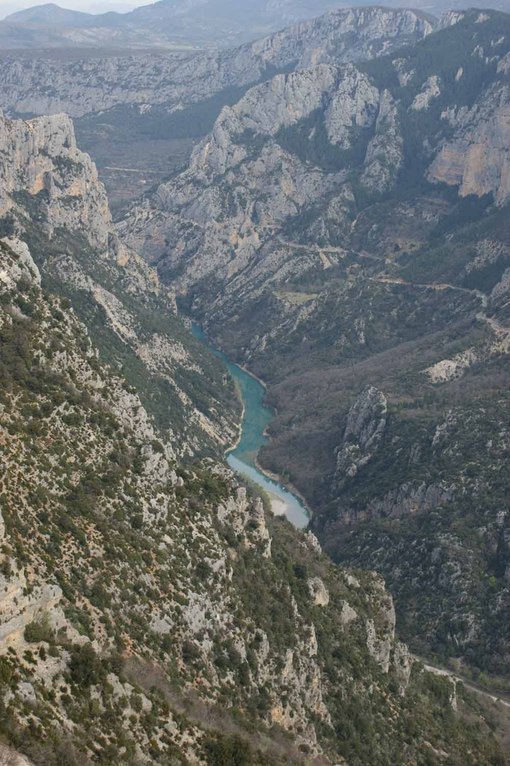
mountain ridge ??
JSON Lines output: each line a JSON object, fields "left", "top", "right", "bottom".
{"left": 117, "top": 7, "right": 510, "bottom": 680}
{"left": 1, "top": 105, "right": 506, "bottom": 766}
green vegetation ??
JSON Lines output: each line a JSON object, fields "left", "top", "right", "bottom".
{"left": 276, "top": 108, "right": 375, "bottom": 173}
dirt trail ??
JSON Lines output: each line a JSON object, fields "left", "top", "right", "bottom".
{"left": 369, "top": 275, "right": 488, "bottom": 305}
{"left": 276, "top": 237, "right": 379, "bottom": 263}
{"left": 419, "top": 657, "right": 510, "bottom": 710}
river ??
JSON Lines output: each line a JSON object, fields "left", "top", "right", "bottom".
{"left": 192, "top": 325, "right": 310, "bottom": 529}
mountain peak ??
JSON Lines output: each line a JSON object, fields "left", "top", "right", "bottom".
{"left": 5, "top": 2, "right": 94, "bottom": 26}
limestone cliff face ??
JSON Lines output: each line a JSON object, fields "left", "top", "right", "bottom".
{"left": 428, "top": 82, "right": 510, "bottom": 204}
{"left": 120, "top": 62, "right": 385, "bottom": 293}
{"left": 0, "top": 7, "right": 432, "bottom": 119}
{"left": 333, "top": 387, "right": 387, "bottom": 491}
{"left": 118, "top": 10, "right": 510, "bottom": 345}
{"left": 0, "top": 113, "right": 110, "bottom": 250}
{"left": 0, "top": 112, "right": 240, "bottom": 456}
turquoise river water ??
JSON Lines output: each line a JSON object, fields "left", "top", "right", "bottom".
{"left": 192, "top": 325, "right": 310, "bottom": 529}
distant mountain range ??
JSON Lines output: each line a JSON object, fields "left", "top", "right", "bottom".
{"left": 1, "top": 0, "right": 510, "bottom": 50}
{"left": 0, "top": 0, "right": 348, "bottom": 49}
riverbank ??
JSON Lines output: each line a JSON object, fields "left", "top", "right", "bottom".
{"left": 191, "top": 322, "right": 310, "bottom": 529}
{"left": 254, "top": 456, "right": 312, "bottom": 519}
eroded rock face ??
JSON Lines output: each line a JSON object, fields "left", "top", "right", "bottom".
{"left": 360, "top": 89, "right": 403, "bottom": 192}
{"left": 120, "top": 63, "right": 386, "bottom": 294}
{"left": 0, "top": 113, "right": 240, "bottom": 456}
{"left": 308, "top": 577, "right": 330, "bottom": 606}
{"left": 0, "top": 113, "right": 111, "bottom": 249}
{"left": 429, "top": 83, "right": 510, "bottom": 204}
{"left": 334, "top": 387, "right": 387, "bottom": 489}
{"left": 366, "top": 482, "right": 455, "bottom": 520}
{"left": 0, "top": 566, "right": 63, "bottom": 650}
{"left": 0, "top": 8, "right": 432, "bottom": 118}
{"left": 116, "top": 10, "right": 510, "bottom": 350}
{"left": 411, "top": 74, "right": 441, "bottom": 111}
{"left": 1, "top": 238, "right": 41, "bottom": 285}
{"left": 365, "top": 577, "right": 396, "bottom": 674}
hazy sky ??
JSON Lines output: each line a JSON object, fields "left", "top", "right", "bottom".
{"left": 0, "top": 0, "right": 155, "bottom": 18}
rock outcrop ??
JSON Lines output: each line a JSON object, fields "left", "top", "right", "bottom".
{"left": 0, "top": 111, "right": 240, "bottom": 455}
{"left": 0, "top": 8, "right": 432, "bottom": 118}
{"left": 0, "top": 113, "right": 110, "bottom": 249}
{"left": 429, "top": 82, "right": 510, "bottom": 204}
{"left": 334, "top": 387, "right": 387, "bottom": 489}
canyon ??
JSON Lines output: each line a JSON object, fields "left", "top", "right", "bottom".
{"left": 1, "top": 5, "right": 510, "bottom": 764}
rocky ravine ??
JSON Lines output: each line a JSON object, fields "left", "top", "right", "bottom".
{"left": 0, "top": 112, "right": 505, "bottom": 766}
{"left": 118, "top": 9, "right": 510, "bottom": 679}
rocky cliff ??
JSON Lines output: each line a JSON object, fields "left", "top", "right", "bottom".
{"left": 121, "top": 10, "right": 510, "bottom": 296}
{"left": 0, "top": 8, "right": 433, "bottom": 119}
{"left": 117, "top": 9, "right": 510, "bottom": 680}
{"left": 0, "top": 112, "right": 110, "bottom": 249}
{"left": 0, "top": 110, "right": 240, "bottom": 456}
{"left": 0, "top": 123, "right": 505, "bottom": 766}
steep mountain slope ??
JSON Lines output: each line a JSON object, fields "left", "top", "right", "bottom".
{"left": 120, "top": 9, "right": 510, "bottom": 679}
{"left": 0, "top": 0, "right": 428, "bottom": 50}
{"left": 0, "top": 6, "right": 433, "bottom": 205}
{"left": 1, "top": 108, "right": 506, "bottom": 766}
{"left": 0, "top": 111, "right": 240, "bottom": 456}
{"left": 0, "top": 7, "right": 433, "bottom": 119}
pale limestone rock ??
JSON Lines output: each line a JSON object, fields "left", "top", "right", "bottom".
{"left": 393, "top": 642, "right": 413, "bottom": 691}
{"left": 304, "top": 531, "right": 322, "bottom": 554}
{"left": 2, "top": 238, "right": 41, "bottom": 285}
{"left": 0, "top": 745, "right": 34, "bottom": 766}
{"left": 411, "top": 75, "right": 441, "bottom": 111}
{"left": 150, "top": 614, "right": 173, "bottom": 635}
{"left": 393, "top": 57, "right": 416, "bottom": 87}
{"left": 325, "top": 66, "right": 379, "bottom": 148}
{"left": 0, "top": 564, "right": 63, "bottom": 650}
{"left": 345, "top": 573, "right": 360, "bottom": 589}
{"left": 365, "top": 482, "right": 454, "bottom": 520}
{"left": 0, "top": 8, "right": 431, "bottom": 119}
{"left": 307, "top": 577, "right": 330, "bottom": 606}
{"left": 334, "top": 387, "right": 387, "bottom": 488}
{"left": 365, "top": 583, "right": 396, "bottom": 673}
{"left": 217, "top": 487, "right": 249, "bottom": 533}
{"left": 361, "top": 89, "right": 403, "bottom": 192}
{"left": 118, "top": 17, "right": 432, "bottom": 307}
{"left": 0, "top": 113, "right": 111, "bottom": 249}
{"left": 425, "top": 350, "right": 479, "bottom": 383}
{"left": 339, "top": 601, "right": 358, "bottom": 626}
{"left": 249, "top": 497, "right": 272, "bottom": 557}
{"left": 366, "top": 619, "right": 393, "bottom": 673}
{"left": 17, "top": 682, "right": 36, "bottom": 705}
{"left": 428, "top": 82, "right": 510, "bottom": 204}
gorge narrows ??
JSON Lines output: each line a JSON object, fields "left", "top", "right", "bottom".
{"left": 191, "top": 324, "right": 310, "bottom": 528}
